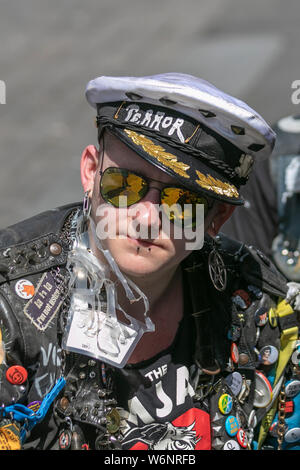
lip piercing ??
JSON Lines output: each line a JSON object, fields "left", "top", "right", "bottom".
{"left": 136, "top": 246, "right": 151, "bottom": 253}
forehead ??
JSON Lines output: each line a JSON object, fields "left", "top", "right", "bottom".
{"left": 102, "top": 130, "right": 179, "bottom": 185}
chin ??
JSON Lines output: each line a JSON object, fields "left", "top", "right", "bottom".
{"left": 115, "top": 252, "right": 166, "bottom": 278}
{"left": 106, "top": 239, "right": 170, "bottom": 278}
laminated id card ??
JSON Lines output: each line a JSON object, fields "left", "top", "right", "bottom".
{"left": 62, "top": 218, "right": 154, "bottom": 368}
{"left": 63, "top": 303, "right": 146, "bottom": 368}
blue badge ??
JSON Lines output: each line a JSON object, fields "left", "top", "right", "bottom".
{"left": 225, "top": 415, "right": 239, "bottom": 437}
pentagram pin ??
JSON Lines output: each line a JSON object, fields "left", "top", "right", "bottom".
{"left": 208, "top": 249, "right": 227, "bottom": 291}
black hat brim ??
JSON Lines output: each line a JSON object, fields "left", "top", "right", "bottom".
{"left": 108, "top": 126, "right": 244, "bottom": 206}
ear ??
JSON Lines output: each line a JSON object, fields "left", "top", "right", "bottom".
{"left": 80, "top": 145, "right": 100, "bottom": 193}
{"left": 207, "top": 202, "right": 236, "bottom": 237}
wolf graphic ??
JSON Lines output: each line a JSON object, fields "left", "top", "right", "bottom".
{"left": 123, "top": 420, "right": 201, "bottom": 450}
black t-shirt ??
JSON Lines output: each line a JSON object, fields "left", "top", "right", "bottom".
{"left": 113, "top": 309, "right": 212, "bottom": 450}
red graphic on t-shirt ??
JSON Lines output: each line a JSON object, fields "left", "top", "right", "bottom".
{"left": 126, "top": 408, "right": 211, "bottom": 450}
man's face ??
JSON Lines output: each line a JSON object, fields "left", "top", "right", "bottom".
{"left": 86, "top": 131, "right": 216, "bottom": 280}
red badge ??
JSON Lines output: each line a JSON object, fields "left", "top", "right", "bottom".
{"left": 59, "top": 429, "right": 72, "bottom": 450}
{"left": 236, "top": 428, "right": 248, "bottom": 448}
{"left": 231, "top": 343, "right": 239, "bottom": 364}
{"left": 6, "top": 365, "right": 28, "bottom": 385}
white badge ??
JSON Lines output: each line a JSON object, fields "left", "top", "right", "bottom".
{"left": 284, "top": 428, "right": 300, "bottom": 443}
{"left": 15, "top": 279, "right": 35, "bottom": 299}
{"left": 223, "top": 440, "right": 240, "bottom": 450}
{"left": 285, "top": 380, "right": 300, "bottom": 398}
{"left": 253, "top": 371, "right": 273, "bottom": 408}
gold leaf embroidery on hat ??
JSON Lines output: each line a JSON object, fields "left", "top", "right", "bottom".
{"left": 184, "top": 124, "right": 200, "bottom": 144}
{"left": 124, "top": 129, "right": 190, "bottom": 178}
{"left": 114, "top": 101, "right": 126, "bottom": 119}
{"left": 195, "top": 170, "right": 239, "bottom": 198}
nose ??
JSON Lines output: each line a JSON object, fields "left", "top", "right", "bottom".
{"left": 128, "top": 187, "right": 162, "bottom": 239}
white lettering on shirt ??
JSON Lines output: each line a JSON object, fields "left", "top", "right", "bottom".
{"left": 145, "top": 364, "right": 168, "bottom": 381}
{"left": 124, "top": 364, "right": 197, "bottom": 426}
{"left": 127, "top": 396, "right": 153, "bottom": 426}
{"left": 156, "top": 381, "right": 173, "bottom": 418}
{"left": 176, "top": 366, "right": 195, "bottom": 405}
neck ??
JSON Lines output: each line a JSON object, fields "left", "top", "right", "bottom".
{"left": 120, "top": 266, "right": 184, "bottom": 364}
{"left": 113, "top": 264, "right": 182, "bottom": 325}
{"left": 126, "top": 264, "right": 180, "bottom": 308}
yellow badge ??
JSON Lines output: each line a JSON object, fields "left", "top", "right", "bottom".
{"left": 0, "top": 423, "right": 21, "bottom": 450}
{"left": 124, "top": 129, "right": 190, "bottom": 178}
{"left": 195, "top": 170, "right": 239, "bottom": 198}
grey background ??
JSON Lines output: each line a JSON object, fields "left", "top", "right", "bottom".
{"left": 0, "top": 0, "right": 299, "bottom": 228}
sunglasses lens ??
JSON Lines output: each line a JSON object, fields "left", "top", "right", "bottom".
{"left": 161, "top": 187, "right": 209, "bottom": 228}
{"left": 100, "top": 168, "right": 148, "bottom": 207}
{"left": 100, "top": 168, "right": 211, "bottom": 227}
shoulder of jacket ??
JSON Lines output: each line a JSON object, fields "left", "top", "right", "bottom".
{"left": 0, "top": 202, "right": 81, "bottom": 249}
{"left": 212, "top": 232, "right": 288, "bottom": 298}
{"left": 0, "top": 202, "right": 81, "bottom": 284}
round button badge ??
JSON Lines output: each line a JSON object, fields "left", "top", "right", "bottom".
{"left": 15, "top": 279, "right": 35, "bottom": 300}
{"left": 248, "top": 410, "right": 257, "bottom": 429}
{"left": 225, "top": 415, "right": 239, "bottom": 437}
{"left": 225, "top": 372, "right": 243, "bottom": 396}
{"left": 284, "top": 428, "right": 300, "bottom": 444}
{"left": 6, "top": 365, "right": 28, "bottom": 385}
{"left": 254, "top": 307, "right": 268, "bottom": 327}
{"left": 236, "top": 428, "right": 248, "bottom": 448}
{"left": 258, "top": 345, "right": 278, "bottom": 366}
{"left": 291, "top": 347, "right": 300, "bottom": 365}
{"left": 223, "top": 439, "right": 240, "bottom": 450}
{"left": 59, "top": 429, "right": 72, "bottom": 450}
{"left": 231, "top": 343, "right": 239, "bottom": 364}
{"left": 218, "top": 394, "right": 233, "bottom": 415}
{"left": 285, "top": 380, "right": 300, "bottom": 398}
{"left": 268, "top": 308, "right": 278, "bottom": 328}
{"left": 253, "top": 371, "right": 273, "bottom": 408}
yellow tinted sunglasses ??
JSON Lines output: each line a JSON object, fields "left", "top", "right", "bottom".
{"left": 100, "top": 167, "right": 213, "bottom": 228}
